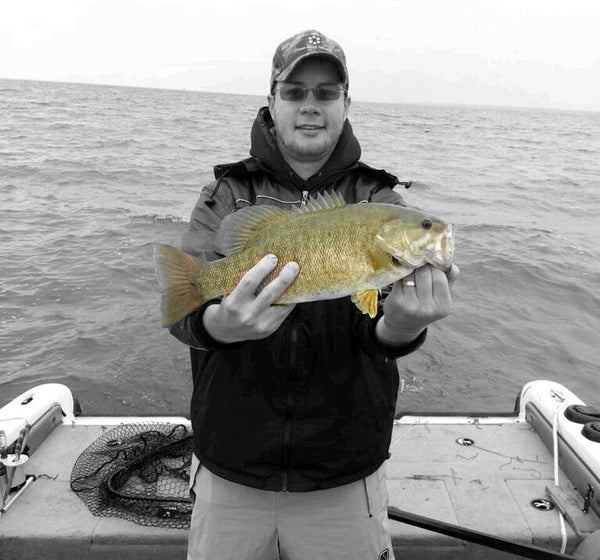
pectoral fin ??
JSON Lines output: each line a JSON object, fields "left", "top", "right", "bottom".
{"left": 351, "top": 289, "right": 379, "bottom": 318}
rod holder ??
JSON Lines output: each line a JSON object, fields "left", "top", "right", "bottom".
{"left": 1, "top": 454, "right": 29, "bottom": 508}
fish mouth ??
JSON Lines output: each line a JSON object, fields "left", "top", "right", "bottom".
{"left": 430, "top": 223, "right": 455, "bottom": 271}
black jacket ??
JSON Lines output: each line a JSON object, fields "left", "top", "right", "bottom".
{"left": 169, "top": 108, "right": 426, "bottom": 491}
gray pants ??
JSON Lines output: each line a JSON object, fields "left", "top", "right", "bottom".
{"left": 187, "top": 455, "right": 395, "bottom": 560}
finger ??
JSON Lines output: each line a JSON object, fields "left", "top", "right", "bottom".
{"left": 238, "top": 302, "right": 296, "bottom": 341}
{"left": 255, "top": 261, "right": 299, "bottom": 307}
{"left": 446, "top": 263, "right": 460, "bottom": 287}
{"left": 263, "top": 302, "right": 297, "bottom": 326}
{"left": 431, "top": 266, "right": 452, "bottom": 309}
{"left": 400, "top": 272, "right": 417, "bottom": 292}
{"left": 414, "top": 265, "right": 433, "bottom": 300}
{"left": 234, "top": 254, "right": 279, "bottom": 299}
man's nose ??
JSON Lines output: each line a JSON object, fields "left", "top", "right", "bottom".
{"left": 299, "top": 90, "right": 321, "bottom": 111}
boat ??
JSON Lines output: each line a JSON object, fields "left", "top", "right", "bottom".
{"left": 0, "top": 379, "right": 599, "bottom": 559}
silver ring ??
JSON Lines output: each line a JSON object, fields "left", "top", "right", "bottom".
{"left": 402, "top": 279, "right": 416, "bottom": 287}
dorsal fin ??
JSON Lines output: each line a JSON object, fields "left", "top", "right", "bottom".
{"left": 292, "top": 191, "right": 347, "bottom": 215}
{"left": 218, "top": 205, "right": 290, "bottom": 255}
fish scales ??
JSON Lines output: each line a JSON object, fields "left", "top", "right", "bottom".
{"left": 241, "top": 204, "right": 385, "bottom": 301}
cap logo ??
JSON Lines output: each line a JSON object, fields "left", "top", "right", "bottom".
{"left": 307, "top": 33, "right": 323, "bottom": 49}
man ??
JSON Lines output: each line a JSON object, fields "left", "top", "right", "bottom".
{"left": 170, "top": 30, "right": 458, "bottom": 560}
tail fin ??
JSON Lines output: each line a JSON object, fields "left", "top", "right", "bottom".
{"left": 153, "top": 245, "right": 208, "bottom": 327}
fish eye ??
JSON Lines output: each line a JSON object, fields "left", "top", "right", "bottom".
{"left": 421, "top": 219, "right": 432, "bottom": 230}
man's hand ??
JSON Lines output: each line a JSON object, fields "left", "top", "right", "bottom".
{"left": 202, "top": 254, "right": 299, "bottom": 344}
{"left": 376, "top": 263, "right": 460, "bottom": 347}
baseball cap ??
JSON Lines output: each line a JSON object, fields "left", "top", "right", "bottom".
{"left": 270, "top": 30, "right": 349, "bottom": 93}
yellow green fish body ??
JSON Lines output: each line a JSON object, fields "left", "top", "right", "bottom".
{"left": 154, "top": 192, "right": 454, "bottom": 327}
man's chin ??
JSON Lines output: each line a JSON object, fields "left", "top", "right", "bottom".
{"left": 286, "top": 140, "right": 333, "bottom": 160}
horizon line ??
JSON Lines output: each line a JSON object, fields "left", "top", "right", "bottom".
{"left": 2, "top": 76, "right": 599, "bottom": 114}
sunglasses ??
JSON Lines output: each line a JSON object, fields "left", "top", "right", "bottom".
{"left": 274, "top": 85, "right": 347, "bottom": 102}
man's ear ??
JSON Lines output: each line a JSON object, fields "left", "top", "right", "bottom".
{"left": 344, "top": 95, "right": 351, "bottom": 119}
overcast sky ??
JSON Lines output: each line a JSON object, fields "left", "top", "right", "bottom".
{"left": 2, "top": 0, "right": 599, "bottom": 110}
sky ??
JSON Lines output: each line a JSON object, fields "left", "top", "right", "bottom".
{"left": 1, "top": 0, "right": 599, "bottom": 110}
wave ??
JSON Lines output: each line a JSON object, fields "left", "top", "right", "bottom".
{"left": 47, "top": 122, "right": 74, "bottom": 130}
{"left": 151, "top": 214, "right": 189, "bottom": 224}
{"left": 90, "top": 138, "right": 141, "bottom": 149}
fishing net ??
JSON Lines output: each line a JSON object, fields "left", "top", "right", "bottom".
{"left": 70, "top": 423, "right": 193, "bottom": 529}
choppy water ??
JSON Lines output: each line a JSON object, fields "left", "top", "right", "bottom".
{"left": 1, "top": 79, "right": 599, "bottom": 415}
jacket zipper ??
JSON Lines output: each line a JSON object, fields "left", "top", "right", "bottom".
{"left": 280, "top": 191, "right": 306, "bottom": 490}
{"left": 280, "top": 322, "right": 298, "bottom": 491}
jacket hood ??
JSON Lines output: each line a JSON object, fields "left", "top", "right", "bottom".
{"left": 248, "top": 106, "right": 362, "bottom": 188}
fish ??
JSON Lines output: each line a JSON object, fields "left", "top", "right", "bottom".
{"left": 154, "top": 192, "right": 454, "bottom": 327}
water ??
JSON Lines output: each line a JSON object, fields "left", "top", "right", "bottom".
{"left": 1, "top": 79, "right": 599, "bottom": 415}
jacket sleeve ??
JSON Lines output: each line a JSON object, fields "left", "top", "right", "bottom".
{"left": 355, "top": 309, "right": 427, "bottom": 361}
{"left": 368, "top": 184, "right": 408, "bottom": 206}
{"left": 167, "top": 182, "right": 238, "bottom": 349}
{"left": 181, "top": 182, "right": 235, "bottom": 259}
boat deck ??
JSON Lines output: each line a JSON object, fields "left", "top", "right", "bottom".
{"left": 1, "top": 414, "right": 597, "bottom": 559}
{"left": 388, "top": 416, "right": 596, "bottom": 559}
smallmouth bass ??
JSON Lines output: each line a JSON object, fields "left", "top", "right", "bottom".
{"left": 154, "top": 192, "right": 454, "bottom": 327}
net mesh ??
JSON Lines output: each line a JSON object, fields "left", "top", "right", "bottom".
{"left": 70, "top": 423, "right": 193, "bottom": 529}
